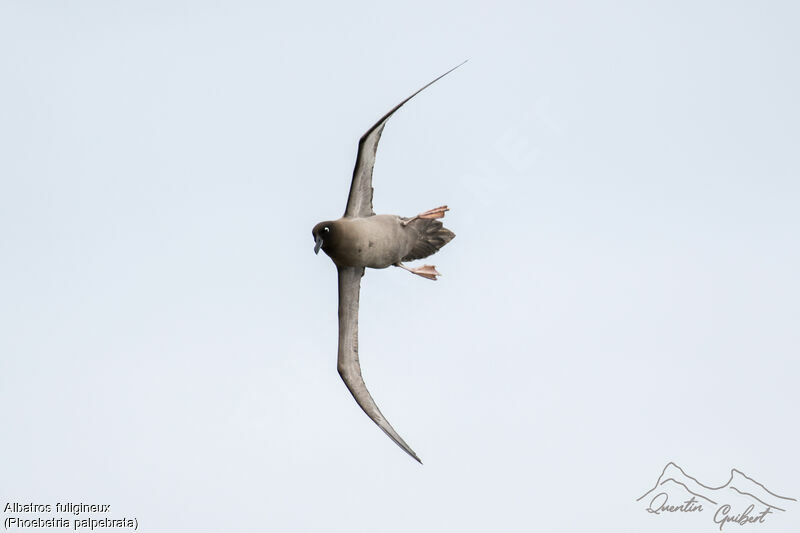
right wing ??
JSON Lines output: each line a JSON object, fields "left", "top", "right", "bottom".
{"left": 336, "top": 265, "right": 422, "bottom": 463}
{"left": 343, "top": 61, "right": 468, "bottom": 219}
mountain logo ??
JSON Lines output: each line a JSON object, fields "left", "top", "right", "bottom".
{"left": 637, "top": 462, "right": 796, "bottom": 530}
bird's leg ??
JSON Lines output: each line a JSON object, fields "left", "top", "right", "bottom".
{"left": 401, "top": 205, "right": 449, "bottom": 226}
{"left": 394, "top": 262, "right": 441, "bottom": 281}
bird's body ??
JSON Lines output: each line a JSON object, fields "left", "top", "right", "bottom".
{"left": 313, "top": 215, "right": 454, "bottom": 269}
{"left": 314, "top": 215, "right": 409, "bottom": 268}
{"left": 312, "top": 62, "right": 464, "bottom": 463}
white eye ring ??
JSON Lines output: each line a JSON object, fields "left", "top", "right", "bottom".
{"left": 323, "top": 227, "right": 330, "bottom": 233}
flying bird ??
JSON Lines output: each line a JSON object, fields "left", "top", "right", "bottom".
{"left": 312, "top": 62, "right": 464, "bottom": 463}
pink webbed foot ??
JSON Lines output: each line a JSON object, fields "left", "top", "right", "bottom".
{"left": 402, "top": 205, "right": 450, "bottom": 226}
{"left": 417, "top": 205, "right": 449, "bottom": 220}
{"left": 395, "top": 263, "right": 442, "bottom": 281}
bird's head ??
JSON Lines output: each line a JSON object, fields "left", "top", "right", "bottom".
{"left": 311, "top": 221, "right": 336, "bottom": 255}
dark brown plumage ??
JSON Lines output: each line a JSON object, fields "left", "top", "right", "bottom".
{"left": 312, "top": 62, "right": 464, "bottom": 463}
{"left": 401, "top": 218, "right": 456, "bottom": 262}
{"left": 312, "top": 214, "right": 455, "bottom": 269}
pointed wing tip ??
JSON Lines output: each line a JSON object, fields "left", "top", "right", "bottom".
{"left": 442, "top": 60, "right": 468, "bottom": 79}
{"left": 403, "top": 447, "right": 424, "bottom": 464}
{"left": 401, "top": 442, "right": 423, "bottom": 464}
{"left": 402, "top": 443, "right": 423, "bottom": 464}
{"left": 405, "top": 448, "right": 423, "bottom": 464}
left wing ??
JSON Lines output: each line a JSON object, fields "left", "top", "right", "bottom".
{"left": 343, "top": 61, "right": 467, "bottom": 219}
{"left": 336, "top": 265, "right": 422, "bottom": 463}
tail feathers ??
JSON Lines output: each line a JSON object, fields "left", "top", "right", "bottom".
{"left": 402, "top": 218, "right": 455, "bottom": 262}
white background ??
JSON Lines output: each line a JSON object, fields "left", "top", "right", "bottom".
{"left": 1, "top": 1, "right": 798, "bottom": 532}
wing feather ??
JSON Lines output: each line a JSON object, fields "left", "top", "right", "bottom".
{"left": 336, "top": 265, "right": 422, "bottom": 463}
{"left": 343, "top": 61, "right": 468, "bottom": 218}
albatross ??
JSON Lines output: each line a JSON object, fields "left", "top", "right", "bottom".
{"left": 312, "top": 62, "right": 464, "bottom": 463}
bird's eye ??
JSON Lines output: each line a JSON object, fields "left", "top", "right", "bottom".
{"left": 323, "top": 227, "right": 330, "bottom": 233}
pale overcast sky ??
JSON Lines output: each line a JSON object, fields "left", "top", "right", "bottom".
{"left": 1, "top": 1, "right": 798, "bottom": 532}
